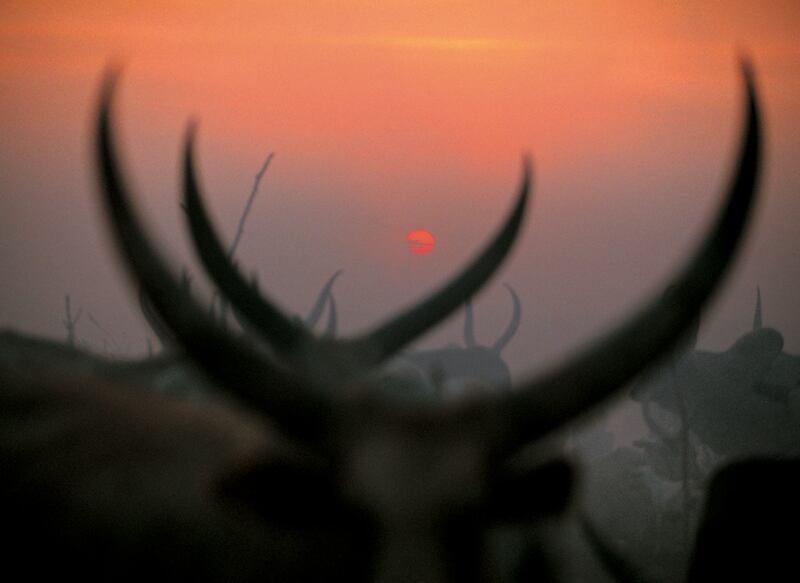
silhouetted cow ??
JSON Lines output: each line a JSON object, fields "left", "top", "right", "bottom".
{"left": 632, "top": 294, "right": 800, "bottom": 461}
{"left": 402, "top": 284, "right": 520, "bottom": 397}
{"left": 0, "top": 60, "right": 762, "bottom": 582}
{"left": 322, "top": 282, "right": 519, "bottom": 399}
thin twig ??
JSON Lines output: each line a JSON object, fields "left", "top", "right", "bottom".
{"left": 228, "top": 153, "right": 274, "bottom": 259}
{"left": 216, "top": 152, "right": 274, "bottom": 323}
{"left": 63, "top": 294, "right": 82, "bottom": 347}
{"left": 88, "top": 312, "right": 121, "bottom": 352}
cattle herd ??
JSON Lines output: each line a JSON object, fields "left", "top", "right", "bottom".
{"left": 1, "top": 59, "right": 798, "bottom": 582}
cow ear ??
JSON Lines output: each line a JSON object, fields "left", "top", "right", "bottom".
{"left": 218, "top": 457, "right": 370, "bottom": 528}
{"left": 728, "top": 327, "right": 783, "bottom": 362}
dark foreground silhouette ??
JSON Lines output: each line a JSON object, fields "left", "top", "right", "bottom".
{"left": 0, "top": 60, "right": 776, "bottom": 582}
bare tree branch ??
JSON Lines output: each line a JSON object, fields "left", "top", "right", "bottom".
{"left": 229, "top": 153, "right": 274, "bottom": 259}
{"left": 88, "top": 312, "right": 121, "bottom": 353}
{"left": 62, "top": 294, "right": 82, "bottom": 347}
{"left": 215, "top": 153, "right": 274, "bottom": 323}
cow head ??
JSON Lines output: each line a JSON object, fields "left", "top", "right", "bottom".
{"left": 388, "top": 284, "right": 521, "bottom": 399}
{"left": 456, "top": 283, "right": 521, "bottom": 390}
{"left": 95, "top": 59, "right": 761, "bottom": 581}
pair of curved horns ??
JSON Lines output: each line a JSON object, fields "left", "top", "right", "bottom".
{"left": 182, "top": 124, "right": 530, "bottom": 368}
{"left": 97, "top": 68, "right": 529, "bottom": 439}
{"left": 97, "top": 59, "right": 760, "bottom": 454}
{"left": 464, "top": 284, "right": 521, "bottom": 353}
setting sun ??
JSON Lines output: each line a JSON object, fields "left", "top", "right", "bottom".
{"left": 406, "top": 230, "right": 436, "bottom": 256}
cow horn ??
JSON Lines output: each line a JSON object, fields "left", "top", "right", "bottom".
{"left": 324, "top": 292, "right": 338, "bottom": 338}
{"left": 182, "top": 130, "right": 312, "bottom": 355}
{"left": 184, "top": 134, "right": 530, "bottom": 368}
{"left": 492, "top": 283, "right": 521, "bottom": 353}
{"left": 95, "top": 67, "right": 332, "bottom": 442}
{"left": 305, "top": 271, "right": 343, "bottom": 331}
{"left": 353, "top": 162, "right": 530, "bottom": 365}
{"left": 477, "top": 59, "right": 761, "bottom": 453}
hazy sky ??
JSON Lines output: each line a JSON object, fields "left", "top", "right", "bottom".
{"left": 1, "top": 2, "right": 799, "bottom": 388}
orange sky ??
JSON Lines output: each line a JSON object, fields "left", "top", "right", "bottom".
{"left": 1, "top": 2, "right": 799, "bottom": 371}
